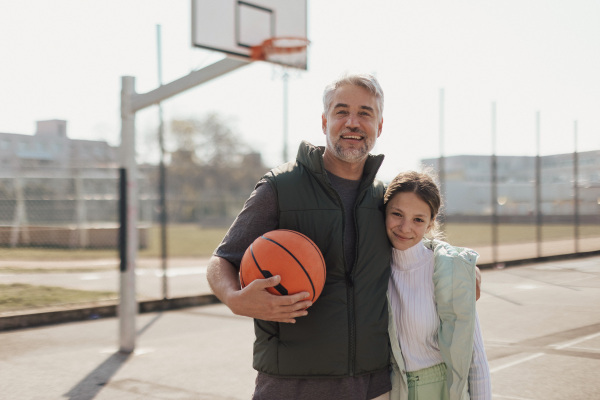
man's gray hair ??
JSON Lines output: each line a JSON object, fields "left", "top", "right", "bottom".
{"left": 322, "top": 73, "right": 384, "bottom": 120}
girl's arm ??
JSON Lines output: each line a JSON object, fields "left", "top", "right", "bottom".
{"left": 468, "top": 311, "right": 492, "bottom": 400}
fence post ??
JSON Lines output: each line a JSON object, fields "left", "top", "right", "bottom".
{"left": 74, "top": 173, "right": 89, "bottom": 248}
{"left": 535, "top": 111, "right": 542, "bottom": 258}
{"left": 10, "top": 177, "right": 29, "bottom": 247}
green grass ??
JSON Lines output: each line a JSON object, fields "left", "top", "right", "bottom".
{"left": 0, "top": 223, "right": 597, "bottom": 262}
{"left": 0, "top": 225, "right": 228, "bottom": 261}
{"left": 0, "top": 283, "right": 117, "bottom": 313}
{"left": 444, "top": 223, "right": 600, "bottom": 247}
{"left": 140, "top": 225, "right": 228, "bottom": 258}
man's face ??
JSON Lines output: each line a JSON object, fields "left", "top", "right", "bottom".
{"left": 322, "top": 84, "right": 383, "bottom": 164}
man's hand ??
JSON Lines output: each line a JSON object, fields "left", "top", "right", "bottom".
{"left": 227, "top": 275, "right": 313, "bottom": 323}
{"left": 207, "top": 256, "right": 312, "bottom": 324}
{"left": 475, "top": 266, "right": 482, "bottom": 300}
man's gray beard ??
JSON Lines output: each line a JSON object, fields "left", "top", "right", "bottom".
{"left": 328, "top": 136, "right": 371, "bottom": 163}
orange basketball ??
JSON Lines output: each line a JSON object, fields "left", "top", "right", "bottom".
{"left": 240, "top": 229, "right": 326, "bottom": 303}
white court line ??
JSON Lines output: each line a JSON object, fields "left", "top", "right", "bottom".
{"left": 551, "top": 331, "right": 600, "bottom": 350}
{"left": 101, "top": 347, "right": 155, "bottom": 355}
{"left": 489, "top": 352, "right": 545, "bottom": 373}
{"left": 491, "top": 331, "right": 600, "bottom": 374}
{"left": 569, "top": 346, "right": 600, "bottom": 352}
{"left": 80, "top": 274, "right": 102, "bottom": 280}
{"left": 492, "top": 395, "right": 534, "bottom": 400}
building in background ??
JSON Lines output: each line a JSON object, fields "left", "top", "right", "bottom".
{"left": 422, "top": 152, "right": 600, "bottom": 220}
{"left": 0, "top": 120, "right": 117, "bottom": 174}
{"left": 0, "top": 121, "right": 143, "bottom": 248}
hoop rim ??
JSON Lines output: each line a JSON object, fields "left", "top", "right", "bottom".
{"left": 250, "top": 36, "right": 310, "bottom": 61}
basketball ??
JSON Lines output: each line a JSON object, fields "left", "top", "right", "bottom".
{"left": 240, "top": 229, "right": 326, "bottom": 303}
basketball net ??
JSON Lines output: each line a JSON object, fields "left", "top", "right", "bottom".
{"left": 251, "top": 37, "right": 310, "bottom": 70}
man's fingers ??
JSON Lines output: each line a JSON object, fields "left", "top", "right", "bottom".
{"left": 236, "top": 278, "right": 314, "bottom": 322}
{"left": 251, "top": 274, "right": 281, "bottom": 289}
{"left": 285, "top": 291, "right": 312, "bottom": 304}
{"left": 271, "top": 292, "right": 312, "bottom": 312}
{"left": 248, "top": 276, "right": 313, "bottom": 307}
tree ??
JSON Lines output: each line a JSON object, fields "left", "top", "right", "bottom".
{"left": 170, "top": 113, "right": 250, "bottom": 168}
{"left": 163, "top": 113, "right": 268, "bottom": 224}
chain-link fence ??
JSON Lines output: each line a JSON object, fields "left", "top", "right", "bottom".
{"left": 1, "top": 157, "right": 599, "bottom": 316}
{"left": 425, "top": 152, "right": 600, "bottom": 264}
{"left": 0, "top": 167, "right": 155, "bottom": 249}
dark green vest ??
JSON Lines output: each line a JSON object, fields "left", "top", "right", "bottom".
{"left": 253, "top": 141, "right": 391, "bottom": 377}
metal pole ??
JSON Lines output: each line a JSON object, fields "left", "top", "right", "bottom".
{"left": 535, "top": 111, "right": 542, "bottom": 258}
{"left": 119, "top": 76, "right": 138, "bottom": 353}
{"left": 491, "top": 102, "right": 498, "bottom": 264}
{"left": 438, "top": 88, "right": 446, "bottom": 228}
{"left": 573, "top": 120, "right": 579, "bottom": 253}
{"left": 116, "top": 56, "right": 249, "bottom": 353}
{"left": 282, "top": 69, "right": 289, "bottom": 163}
{"left": 157, "top": 24, "right": 168, "bottom": 300}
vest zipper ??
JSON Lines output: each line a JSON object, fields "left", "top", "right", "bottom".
{"left": 346, "top": 271, "right": 356, "bottom": 376}
{"left": 332, "top": 186, "right": 357, "bottom": 377}
{"left": 348, "top": 186, "right": 368, "bottom": 377}
{"left": 345, "top": 186, "right": 367, "bottom": 377}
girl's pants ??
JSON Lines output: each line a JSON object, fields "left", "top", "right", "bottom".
{"left": 407, "top": 363, "right": 449, "bottom": 400}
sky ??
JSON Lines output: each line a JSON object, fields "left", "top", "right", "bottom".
{"left": 1, "top": 0, "right": 599, "bottom": 182}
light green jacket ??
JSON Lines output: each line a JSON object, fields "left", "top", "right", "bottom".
{"left": 388, "top": 239, "right": 479, "bottom": 400}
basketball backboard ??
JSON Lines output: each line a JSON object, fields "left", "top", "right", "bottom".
{"left": 191, "top": 0, "right": 308, "bottom": 70}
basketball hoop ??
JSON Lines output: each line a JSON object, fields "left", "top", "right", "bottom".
{"left": 251, "top": 37, "right": 310, "bottom": 69}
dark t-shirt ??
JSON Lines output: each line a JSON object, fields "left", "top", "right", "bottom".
{"left": 214, "top": 172, "right": 391, "bottom": 400}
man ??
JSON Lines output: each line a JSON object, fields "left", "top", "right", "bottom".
{"left": 207, "top": 73, "right": 393, "bottom": 399}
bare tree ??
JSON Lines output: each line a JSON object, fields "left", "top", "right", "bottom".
{"left": 163, "top": 113, "right": 268, "bottom": 224}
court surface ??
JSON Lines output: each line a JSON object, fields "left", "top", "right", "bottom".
{"left": 1, "top": 255, "right": 599, "bottom": 399}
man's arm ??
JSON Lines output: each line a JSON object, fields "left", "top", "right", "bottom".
{"left": 207, "top": 255, "right": 313, "bottom": 323}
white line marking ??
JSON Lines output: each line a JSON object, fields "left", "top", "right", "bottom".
{"left": 489, "top": 352, "right": 544, "bottom": 373}
{"left": 551, "top": 331, "right": 600, "bottom": 350}
{"left": 492, "top": 394, "right": 535, "bottom": 400}
{"left": 569, "top": 346, "right": 600, "bottom": 352}
{"left": 80, "top": 274, "right": 101, "bottom": 280}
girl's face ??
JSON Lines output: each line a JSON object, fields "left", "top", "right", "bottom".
{"left": 385, "top": 191, "right": 434, "bottom": 250}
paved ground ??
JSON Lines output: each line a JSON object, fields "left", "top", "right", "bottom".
{"left": 1, "top": 255, "right": 599, "bottom": 399}
{"left": 0, "top": 257, "right": 213, "bottom": 301}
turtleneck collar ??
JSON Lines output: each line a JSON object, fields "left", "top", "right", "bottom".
{"left": 391, "top": 241, "right": 432, "bottom": 271}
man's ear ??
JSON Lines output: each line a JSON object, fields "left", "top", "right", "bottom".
{"left": 322, "top": 114, "right": 327, "bottom": 134}
{"left": 377, "top": 117, "right": 383, "bottom": 138}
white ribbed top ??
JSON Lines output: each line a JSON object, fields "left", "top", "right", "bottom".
{"left": 388, "top": 242, "right": 492, "bottom": 400}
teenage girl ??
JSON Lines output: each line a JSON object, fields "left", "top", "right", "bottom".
{"left": 384, "top": 171, "right": 491, "bottom": 400}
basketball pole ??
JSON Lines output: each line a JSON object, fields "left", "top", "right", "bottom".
{"left": 120, "top": 76, "right": 137, "bottom": 353}
{"left": 119, "top": 57, "right": 249, "bottom": 353}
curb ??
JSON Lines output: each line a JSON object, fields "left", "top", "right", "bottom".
{"left": 0, "top": 294, "right": 220, "bottom": 332}
{"left": 476, "top": 249, "right": 600, "bottom": 269}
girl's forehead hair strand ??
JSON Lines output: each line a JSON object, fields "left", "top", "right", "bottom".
{"left": 384, "top": 171, "right": 441, "bottom": 218}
